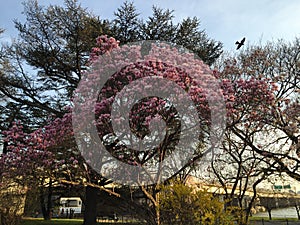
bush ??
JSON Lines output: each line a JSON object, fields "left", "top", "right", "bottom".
{"left": 160, "top": 182, "right": 234, "bottom": 225}
{"left": 0, "top": 180, "right": 26, "bottom": 225}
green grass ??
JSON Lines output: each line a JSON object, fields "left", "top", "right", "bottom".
{"left": 21, "top": 218, "right": 144, "bottom": 225}
{"left": 21, "top": 219, "right": 83, "bottom": 225}
{"left": 22, "top": 218, "right": 300, "bottom": 225}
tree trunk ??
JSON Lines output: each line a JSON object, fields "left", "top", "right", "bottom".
{"left": 2, "top": 141, "right": 8, "bottom": 154}
{"left": 267, "top": 208, "right": 272, "bottom": 220}
{"left": 155, "top": 192, "right": 160, "bottom": 225}
{"left": 83, "top": 186, "right": 98, "bottom": 225}
{"left": 40, "top": 189, "right": 47, "bottom": 220}
{"left": 155, "top": 206, "right": 160, "bottom": 225}
{"left": 295, "top": 205, "right": 300, "bottom": 220}
{"left": 0, "top": 214, "right": 5, "bottom": 225}
{"left": 245, "top": 194, "right": 257, "bottom": 223}
{"left": 46, "top": 180, "right": 53, "bottom": 220}
{"left": 40, "top": 181, "right": 53, "bottom": 221}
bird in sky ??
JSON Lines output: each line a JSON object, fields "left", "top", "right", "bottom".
{"left": 235, "top": 37, "right": 246, "bottom": 50}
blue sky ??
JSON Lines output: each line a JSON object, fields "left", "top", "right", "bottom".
{"left": 1, "top": 0, "right": 300, "bottom": 51}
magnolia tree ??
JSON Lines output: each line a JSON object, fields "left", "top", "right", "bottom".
{"left": 72, "top": 35, "right": 281, "bottom": 224}
{"left": 1, "top": 35, "right": 224, "bottom": 225}
{"left": 205, "top": 39, "right": 300, "bottom": 224}
{"left": 217, "top": 39, "right": 299, "bottom": 181}
{"left": 0, "top": 113, "right": 117, "bottom": 223}
{"left": 206, "top": 75, "right": 278, "bottom": 224}
{"left": 72, "top": 35, "right": 226, "bottom": 225}
{"left": 3, "top": 35, "right": 295, "bottom": 225}
{"left": 0, "top": 114, "right": 83, "bottom": 221}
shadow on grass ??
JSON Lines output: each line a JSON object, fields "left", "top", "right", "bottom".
{"left": 21, "top": 218, "right": 145, "bottom": 225}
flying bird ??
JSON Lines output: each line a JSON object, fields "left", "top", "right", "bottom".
{"left": 235, "top": 37, "right": 245, "bottom": 50}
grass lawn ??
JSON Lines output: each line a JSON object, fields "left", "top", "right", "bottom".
{"left": 22, "top": 218, "right": 300, "bottom": 225}
{"left": 21, "top": 218, "right": 144, "bottom": 225}
{"left": 21, "top": 219, "right": 83, "bottom": 225}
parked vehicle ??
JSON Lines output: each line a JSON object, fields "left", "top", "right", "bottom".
{"left": 59, "top": 197, "right": 82, "bottom": 216}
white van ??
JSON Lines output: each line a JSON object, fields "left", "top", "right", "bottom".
{"left": 59, "top": 197, "right": 82, "bottom": 216}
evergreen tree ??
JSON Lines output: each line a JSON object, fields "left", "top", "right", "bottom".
{"left": 1, "top": 0, "right": 108, "bottom": 130}
{"left": 112, "top": 1, "right": 141, "bottom": 44}
{"left": 112, "top": 2, "right": 222, "bottom": 65}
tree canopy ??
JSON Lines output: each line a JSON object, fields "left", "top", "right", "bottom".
{"left": 0, "top": 1, "right": 224, "bottom": 224}
{"left": 0, "top": 1, "right": 299, "bottom": 225}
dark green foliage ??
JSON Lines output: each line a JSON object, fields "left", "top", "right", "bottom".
{"left": 0, "top": 0, "right": 222, "bottom": 132}
{"left": 112, "top": 1, "right": 141, "bottom": 44}
{"left": 141, "top": 6, "right": 177, "bottom": 42}
{"left": 112, "top": 2, "right": 223, "bottom": 65}
{"left": 1, "top": 0, "right": 108, "bottom": 131}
